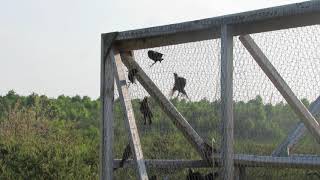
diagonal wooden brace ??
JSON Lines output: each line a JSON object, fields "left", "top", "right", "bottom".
{"left": 272, "top": 95, "right": 320, "bottom": 156}
{"left": 119, "top": 51, "right": 214, "bottom": 163}
{"left": 239, "top": 35, "right": 320, "bottom": 144}
{"left": 113, "top": 51, "right": 149, "bottom": 180}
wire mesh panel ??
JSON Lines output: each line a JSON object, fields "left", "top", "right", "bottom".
{"left": 111, "top": 24, "right": 320, "bottom": 180}
{"left": 233, "top": 25, "right": 320, "bottom": 179}
{"left": 113, "top": 39, "right": 222, "bottom": 179}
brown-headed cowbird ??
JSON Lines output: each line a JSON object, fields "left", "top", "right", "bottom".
{"left": 128, "top": 69, "right": 138, "bottom": 87}
{"left": 119, "top": 143, "right": 131, "bottom": 168}
{"left": 186, "top": 168, "right": 203, "bottom": 180}
{"left": 148, "top": 50, "right": 164, "bottom": 67}
{"left": 171, "top": 73, "right": 189, "bottom": 99}
{"left": 140, "top": 97, "right": 153, "bottom": 125}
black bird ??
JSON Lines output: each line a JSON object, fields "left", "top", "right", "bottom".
{"left": 204, "top": 172, "right": 219, "bottom": 180}
{"left": 149, "top": 175, "right": 157, "bottom": 180}
{"left": 119, "top": 144, "right": 132, "bottom": 168}
{"left": 171, "top": 73, "right": 189, "bottom": 99}
{"left": 0, "top": 144, "right": 8, "bottom": 159}
{"left": 186, "top": 169, "right": 203, "bottom": 180}
{"left": 140, "top": 97, "right": 153, "bottom": 125}
{"left": 128, "top": 69, "right": 138, "bottom": 87}
{"left": 307, "top": 171, "right": 320, "bottom": 179}
{"left": 148, "top": 50, "right": 164, "bottom": 67}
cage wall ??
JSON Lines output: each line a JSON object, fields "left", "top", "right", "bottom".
{"left": 233, "top": 25, "right": 320, "bottom": 179}
{"left": 113, "top": 39, "right": 223, "bottom": 179}
{"left": 111, "top": 25, "right": 320, "bottom": 179}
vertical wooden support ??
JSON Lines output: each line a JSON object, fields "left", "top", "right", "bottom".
{"left": 100, "top": 33, "right": 117, "bottom": 180}
{"left": 272, "top": 96, "right": 320, "bottom": 156}
{"left": 113, "top": 51, "right": 149, "bottom": 180}
{"left": 221, "top": 24, "right": 234, "bottom": 180}
{"left": 239, "top": 35, "right": 320, "bottom": 144}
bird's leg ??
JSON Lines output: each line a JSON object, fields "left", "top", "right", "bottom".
{"left": 143, "top": 114, "right": 147, "bottom": 125}
{"left": 149, "top": 61, "right": 157, "bottom": 67}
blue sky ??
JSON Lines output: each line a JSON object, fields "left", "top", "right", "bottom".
{"left": 0, "top": 0, "right": 304, "bottom": 98}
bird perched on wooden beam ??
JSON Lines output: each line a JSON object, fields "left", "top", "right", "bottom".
{"left": 186, "top": 169, "right": 203, "bottom": 180}
{"left": 114, "top": 143, "right": 132, "bottom": 171}
{"left": 127, "top": 68, "right": 138, "bottom": 87}
{"left": 170, "top": 73, "right": 189, "bottom": 99}
{"left": 148, "top": 50, "right": 164, "bottom": 67}
{"left": 140, "top": 97, "right": 153, "bottom": 125}
{"left": 186, "top": 168, "right": 219, "bottom": 180}
{"left": 204, "top": 172, "right": 219, "bottom": 180}
{"left": 149, "top": 175, "right": 157, "bottom": 180}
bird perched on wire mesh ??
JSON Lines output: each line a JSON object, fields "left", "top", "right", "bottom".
{"left": 127, "top": 68, "right": 138, "bottom": 87}
{"left": 148, "top": 50, "right": 164, "bottom": 67}
{"left": 170, "top": 73, "right": 189, "bottom": 99}
{"left": 140, "top": 97, "right": 153, "bottom": 125}
{"left": 116, "top": 143, "right": 132, "bottom": 170}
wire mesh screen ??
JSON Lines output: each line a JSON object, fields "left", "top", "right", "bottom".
{"left": 113, "top": 39, "right": 222, "bottom": 179}
{"left": 113, "top": 25, "right": 320, "bottom": 179}
{"left": 234, "top": 25, "right": 320, "bottom": 179}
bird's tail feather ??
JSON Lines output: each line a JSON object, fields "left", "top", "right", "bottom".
{"left": 169, "top": 89, "right": 175, "bottom": 97}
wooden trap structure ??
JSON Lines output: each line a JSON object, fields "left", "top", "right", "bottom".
{"left": 101, "top": 1, "right": 320, "bottom": 179}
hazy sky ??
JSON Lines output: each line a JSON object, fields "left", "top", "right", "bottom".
{"left": 0, "top": 0, "right": 305, "bottom": 98}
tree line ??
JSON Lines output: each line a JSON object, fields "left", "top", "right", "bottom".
{"left": 0, "top": 90, "right": 319, "bottom": 179}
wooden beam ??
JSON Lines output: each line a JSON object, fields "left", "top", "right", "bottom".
{"left": 239, "top": 35, "right": 320, "bottom": 145}
{"left": 119, "top": 52, "right": 213, "bottom": 163}
{"left": 221, "top": 24, "right": 234, "bottom": 180}
{"left": 100, "top": 33, "right": 116, "bottom": 180}
{"left": 114, "top": 52, "right": 148, "bottom": 180}
{"left": 112, "top": 1, "right": 320, "bottom": 50}
{"left": 272, "top": 96, "right": 320, "bottom": 156}
{"left": 113, "top": 154, "right": 320, "bottom": 169}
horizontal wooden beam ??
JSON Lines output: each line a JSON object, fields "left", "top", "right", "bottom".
{"left": 110, "top": 1, "right": 320, "bottom": 50}
{"left": 113, "top": 154, "right": 320, "bottom": 169}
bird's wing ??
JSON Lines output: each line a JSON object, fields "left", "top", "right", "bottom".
{"left": 180, "top": 77, "right": 187, "bottom": 87}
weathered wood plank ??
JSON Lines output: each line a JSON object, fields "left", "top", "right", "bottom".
{"left": 119, "top": 51, "right": 214, "bottom": 163}
{"left": 272, "top": 96, "right": 320, "bottom": 156}
{"left": 113, "top": 52, "right": 149, "bottom": 180}
{"left": 221, "top": 24, "right": 234, "bottom": 180}
{"left": 100, "top": 33, "right": 116, "bottom": 180}
{"left": 239, "top": 35, "right": 320, "bottom": 144}
{"left": 113, "top": 154, "right": 320, "bottom": 169}
{"left": 112, "top": 1, "right": 320, "bottom": 50}
{"left": 100, "top": 33, "right": 118, "bottom": 180}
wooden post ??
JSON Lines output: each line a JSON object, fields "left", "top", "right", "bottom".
{"left": 100, "top": 33, "right": 117, "bottom": 180}
{"left": 239, "top": 35, "right": 320, "bottom": 144}
{"left": 113, "top": 51, "right": 149, "bottom": 180}
{"left": 272, "top": 96, "right": 320, "bottom": 156}
{"left": 221, "top": 24, "right": 234, "bottom": 180}
{"left": 119, "top": 52, "right": 213, "bottom": 163}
